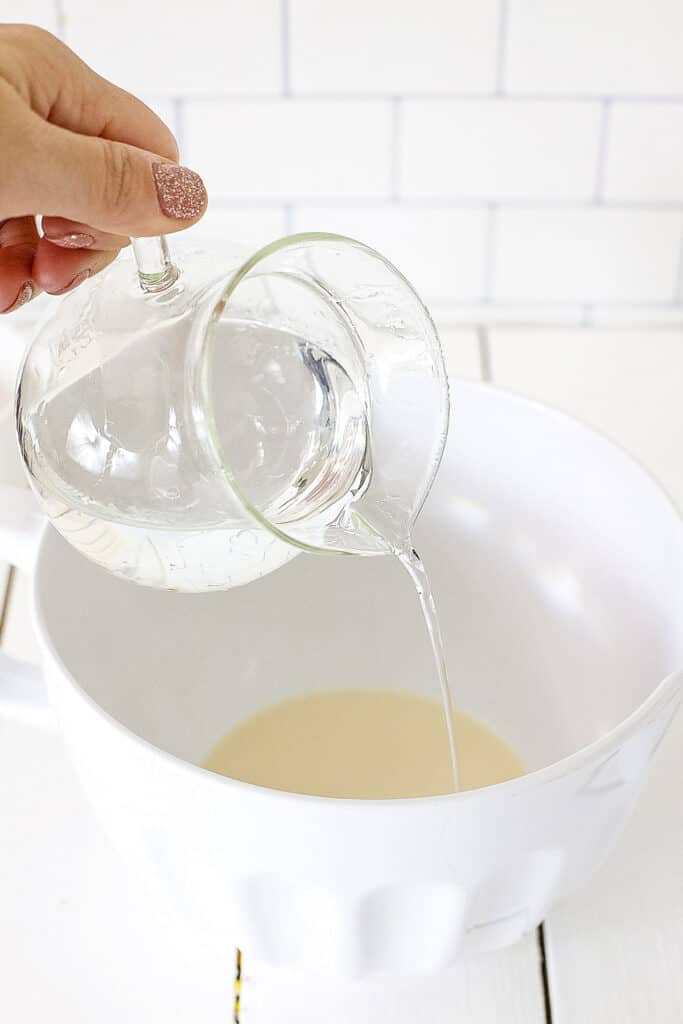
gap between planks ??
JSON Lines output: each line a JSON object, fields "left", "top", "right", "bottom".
{"left": 0, "top": 565, "right": 16, "bottom": 644}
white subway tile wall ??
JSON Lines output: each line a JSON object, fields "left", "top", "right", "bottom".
{"left": 291, "top": 207, "right": 488, "bottom": 299}
{"left": 504, "top": 0, "right": 683, "bottom": 96}
{"left": 399, "top": 100, "right": 602, "bottom": 200}
{"left": 604, "top": 103, "right": 683, "bottom": 201}
{"left": 4, "top": 1, "right": 683, "bottom": 324}
{"left": 495, "top": 209, "right": 683, "bottom": 302}
{"left": 3, "top": 1, "right": 57, "bottom": 32}
{"left": 184, "top": 205, "right": 288, "bottom": 250}
{"left": 437, "top": 329, "right": 482, "bottom": 381}
{"left": 288, "top": 0, "right": 500, "bottom": 94}
{"left": 63, "top": 0, "right": 282, "bottom": 97}
{"left": 184, "top": 100, "right": 392, "bottom": 199}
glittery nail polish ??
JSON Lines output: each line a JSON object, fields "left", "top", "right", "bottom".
{"left": 2, "top": 282, "right": 33, "bottom": 313}
{"left": 51, "top": 269, "right": 91, "bottom": 296}
{"left": 152, "top": 163, "right": 207, "bottom": 220}
{"left": 46, "top": 231, "right": 96, "bottom": 249}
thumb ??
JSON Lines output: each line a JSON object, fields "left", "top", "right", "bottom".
{"left": 18, "top": 119, "right": 207, "bottom": 237}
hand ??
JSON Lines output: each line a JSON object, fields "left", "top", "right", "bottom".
{"left": 0, "top": 24, "right": 208, "bottom": 313}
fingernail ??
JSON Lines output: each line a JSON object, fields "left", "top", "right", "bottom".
{"left": 152, "top": 162, "right": 207, "bottom": 220}
{"left": 45, "top": 231, "right": 96, "bottom": 249}
{"left": 50, "top": 269, "right": 91, "bottom": 296}
{"left": 2, "top": 282, "right": 33, "bottom": 313}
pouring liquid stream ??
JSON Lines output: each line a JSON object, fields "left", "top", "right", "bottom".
{"left": 396, "top": 547, "right": 460, "bottom": 792}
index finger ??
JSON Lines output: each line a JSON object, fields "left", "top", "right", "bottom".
{"left": 1, "top": 26, "right": 178, "bottom": 161}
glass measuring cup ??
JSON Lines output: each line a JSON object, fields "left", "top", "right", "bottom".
{"left": 16, "top": 233, "right": 449, "bottom": 591}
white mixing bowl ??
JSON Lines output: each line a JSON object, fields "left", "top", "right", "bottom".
{"left": 0, "top": 381, "right": 681, "bottom": 978}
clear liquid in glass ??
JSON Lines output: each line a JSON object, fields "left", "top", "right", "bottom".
{"left": 22, "top": 320, "right": 368, "bottom": 590}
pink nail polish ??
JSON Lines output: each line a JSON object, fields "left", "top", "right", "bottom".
{"left": 152, "top": 163, "right": 207, "bottom": 220}
{"left": 50, "top": 269, "right": 92, "bottom": 296}
{"left": 46, "top": 232, "right": 96, "bottom": 249}
{"left": 2, "top": 282, "right": 33, "bottom": 313}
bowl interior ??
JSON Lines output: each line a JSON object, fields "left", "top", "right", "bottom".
{"left": 36, "top": 382, "right": 683, "bottom": 774}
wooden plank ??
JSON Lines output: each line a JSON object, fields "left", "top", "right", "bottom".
{"left": 0, "top": 563, "right": 10, "bottom": 635}
{"left": 489, "top": 325, "right": 683, "bottom": 1023}
{"left": 545, "top": 710, "right": 683, "bottom": 1023}
{"left": 0, "top": 712, "right": 232, "bottom": 1022}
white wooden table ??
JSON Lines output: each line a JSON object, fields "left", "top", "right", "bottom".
{"left": 2, "top": 323, "right": 683, "bottom": 1022}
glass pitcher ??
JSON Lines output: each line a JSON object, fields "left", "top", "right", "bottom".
{"left": 16, "top": 233, "right": 449, "bottom": 592}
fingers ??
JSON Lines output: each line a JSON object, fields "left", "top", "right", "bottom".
{"left": 1, "top": 25, "right": 178, "bottom": 162}
{"left": 32, "top": 237, "right": 117, "bottom": 295}
{"left": 0, "top": 214, "right": 119, "bottom": 306}
{"left": 38, "top": 216, "right": 129, "bottom": 295}
{"left": 60, "top": 73, "right": 179, "bottom": 164}
{"left": 41, "top": 217, "right": 129, "bottom": 252}
{"left": 0, "top": 216, "right": 39, "bottom": 314}
{"left": 0, "top": 215, "right": 39, "bottom": 248}
{"left": 11, "top": 115, "right": 207, "bottom": 238}
{"left": 0, "top": 215, "right": 113, "bottom": 307}
{"left": 0, "top": 27, "right": 198, "bottom": 309}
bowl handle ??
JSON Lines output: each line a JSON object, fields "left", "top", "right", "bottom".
{"left": 0, "top": 485, "right": 44, "bottom": 573}
{"left": 0, "top": 649, "right": 54, "bottom": 729}
{"left": 0, "top": 484, "right": 52, "bottom": 728}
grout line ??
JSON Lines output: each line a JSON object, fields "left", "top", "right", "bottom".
{"left": 482, "top": 205, "right": 498, "bottom": 301}
{"left": 183, "top": 92, "right": 396, "bottom": 103}
{"left": 209, "top": 199, "right": 298, "bottom": 209}
{"left": 281, "top": 0, "right": 291, "bottom": 97}
{"left": 593, "top": 99, "right": 612, "bottom": 203}
{"left": 449, "top": 298, "right": 683, "bottom": 308}
{"left": 391, "top": 97, "right": 402, "bottom": 202}
{"left": 443, "top": 319, "right": 683, "bottom": 330}
{"left": 172, "top": 98, "right": 185, "bottom": 156}
{"left": 182, "top": 93, "right": 391, "bottom": 103}
{"left": 459, "top": 321, "right": 683, "bottom": 330}
{"left": 477, "top": 326, "right": 493, "bottom": 381}
{"left": 495, "top": 0, "right": 509, "bottom": 96}
{"left": 54, "top": 0, "right": 66, "bottom": 38}
{"left": 233, "top": 948, "right": 242, "bottom": 1023}
{"left": 0, "top": 566, "right": 16, "bottom": 646}
{"left": 176, "top": 91, "right": 683, "bottom": 103}
{"left": 676, "top": 225, "right": 683, "bottom": 302}
{"left": 537, "top": 925, "right": 555, "bottom": 1023}
{"left": 206, "top": 197, "right": 683, "bottom": 211}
